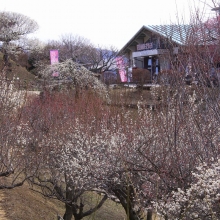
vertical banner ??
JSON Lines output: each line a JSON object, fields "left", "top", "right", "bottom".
{"left": 116, "top": 57, "right": 127, "bottom": 82}
{"left": 50, "top": 50, "right": 59, "bottom": 77}
{"left": 50, "top": 50, "right": 59, "bottom": 64}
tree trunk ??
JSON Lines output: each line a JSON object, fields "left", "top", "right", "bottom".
{"left": 112, "top": 186, "right": 146, "bottom": 220}
{"left": 63, "top": 203, "right": 73, "bottom": 220}
{"left": 147, "top": 209, "right": 152, "bottom": 220}
{"left": 2, "top": 44, "right": 9, "bottom": 74}
{"left": 1, "top": 46, "right": 11, "bottom": 81}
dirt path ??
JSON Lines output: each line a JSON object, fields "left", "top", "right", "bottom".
{"left": 0, "top": 192, "right": 8, "bottom": 219}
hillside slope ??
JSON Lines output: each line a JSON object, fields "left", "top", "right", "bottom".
{"left": 2, "top": 183, "right": 126, "bottom": 220}
{"left": 0, "top": 52, "right": 37, "bottom": 89}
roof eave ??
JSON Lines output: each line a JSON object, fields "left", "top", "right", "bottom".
{"left": 118, "top": 25, "right": 185, "bottom": 55}
{"left": 118, "top": 25, "right": 148, "bottom": 55}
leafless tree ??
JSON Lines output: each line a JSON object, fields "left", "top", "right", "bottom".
{"left": 59, "top": 34, "right": 92, "bottom": 63}
{"left": 87, "top": 46, "right": 119, "bottom": 75}
{"left": 58, "top": 35, "right": 119, "bottom": 82}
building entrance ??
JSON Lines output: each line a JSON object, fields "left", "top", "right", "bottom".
{"left": 144, "top": 56, "right": 160, "bottom": 81}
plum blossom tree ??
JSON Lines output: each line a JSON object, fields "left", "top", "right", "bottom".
{"left": 23, "top": 91, "right": 115, "bottom": 220}
{"left": 0, "top": 11, "right": 38, "bottom": 74}
{"left": 40, "top": 59, "right": 108, "bottom": 100}
{"left": 0, "top": 74, "right": 41, "bottom": 189}
{"left": 22, "top": 73, "right": 220, "bottom": 220}
{"left": 0, "top": 11, "right": 41, "bottom": 190}
{"left": 19, "top": 79, "right": 219, "bottom": 220}
{"left": 154, "top": 158, "right": 220, "bottom": 219}
{"left": 95, "top": 81, "right": 220, "bottom": 220}
{"left": 32, "top": 19, "right": 220, "bottom": 219}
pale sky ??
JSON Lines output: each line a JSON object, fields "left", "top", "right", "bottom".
{"left": 0, "top": 0, "right": 216, "bottom": 49}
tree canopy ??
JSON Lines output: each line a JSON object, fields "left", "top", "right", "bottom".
{"left": 0, "top": 11, "right": 38, "bottom": 73}
{"left": 0, "top": 11, "right": 38, "bottom": 43}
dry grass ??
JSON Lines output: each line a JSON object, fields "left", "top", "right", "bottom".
{"left": 108, "top": 87, "right": 156, "bottom": 107}
{"left": 0, "top": 52, "right": 37, "bottom": 89}
{"left": 2, "top": 183, "right": 126, "bottom": 220}
{"left": 2, "top": 183, "right": 64, "bottom": 220}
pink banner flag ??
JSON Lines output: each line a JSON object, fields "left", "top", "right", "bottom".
{"left": 50, "top": 50, "right": 59, "bottom": 77}
{"left": 116, "top": 57, "right": 127, "bottom": 82}
{"left": 50, "top": 50, "right": 59, "bottom": 65}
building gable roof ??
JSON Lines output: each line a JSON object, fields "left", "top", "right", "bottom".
{"left": 119, "top": 24, "right": 218, "bottom": 54}
{"left": 145, "top": 24, "right": 191, "bottom": 45}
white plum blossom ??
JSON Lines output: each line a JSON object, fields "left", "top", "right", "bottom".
{"left": 40, "top": 59, "right": 109, "bottom": 100}
{"left": 0, "top": 77, "right": 25, "bottom": 111}
{"left": 0, "top": 11, "right": 38, "bottom": 42}
{"left": 154, "top": 159, "right": 220, "bottom": 219}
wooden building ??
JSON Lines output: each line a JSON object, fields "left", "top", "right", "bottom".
{"left": 119, "top": 24, "right": 219, "bottom": 83}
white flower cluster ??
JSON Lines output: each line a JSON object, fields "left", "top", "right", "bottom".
{"left": 40, "top": 59, "right": 108, "bottom": 100}
{"left": 0, "top": 11, "right": 38, "bottom": 42}
{"left": 154, "top": 159, "right": 220, "bottom": 219}
{"left": 18, "top": 82, "right": 220, "bottom": 218}
{"left": 0, "top": 77, "right": 25, "bottom": 112}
